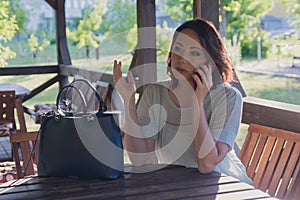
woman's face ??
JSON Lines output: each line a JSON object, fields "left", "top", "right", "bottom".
{"left": 170, "top": 29, "right": 211, "bottom": 82}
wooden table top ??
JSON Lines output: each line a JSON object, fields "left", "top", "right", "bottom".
{"left": 0, "top": 165, "right": 275, "bottom": 200}
{"left": 0, "top": 83, "right": 30, "bottom": 97}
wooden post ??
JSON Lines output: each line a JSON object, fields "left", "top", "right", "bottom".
{"left": 194, "top": 0, "right": 219, "bottom": 30}
{"left": 55, "top": 0, "right": 71, "bottom": 88}
{"left": 193, "top": 0, "right": 201, "bottom": 19}
{"left": 133, "top": 0, "right": 157, "bottom": 93}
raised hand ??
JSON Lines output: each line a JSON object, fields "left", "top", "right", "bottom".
{"left": 113, "top": 60, "right": 136, "bottom": 102}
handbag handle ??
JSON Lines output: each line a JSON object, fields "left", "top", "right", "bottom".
{"left": 70, "top": 79, "right": 107, "bottom": 113}
{"left": 56, "top": 85, "right": 88, "bottom": 113}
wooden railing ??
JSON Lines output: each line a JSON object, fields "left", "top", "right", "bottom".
{"left": 242, "top": 96, "right": 300, "bottom": 133}
{"left": 1, "top": 65, "right": 300, "bottom": 133}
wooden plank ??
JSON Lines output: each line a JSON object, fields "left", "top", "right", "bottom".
{"left": 0, "top": 166, "right": 271, "bottom": 199}
{"left": 268, "top": 140, "right": 294, "bottom": 196}
{"left": 249, "top": 124, "right": 300, "bottom": 142}
{"left": 286, "top": 158, "right": 300, "bottom": 200}
{"left": 9, "top": 132, "right": 39, "bottom": 143}
{"left": 135, "top": 0, "right": 157, "bottom": 93}
{"left": 215, "top": 189, "right": 273, "bottom": 199}
{"left": 15, "top": 98, "right": 26, "bottom": 133}
{"left": 0, "top": 65, "right": 59, "bottom": 76}
{"left": 193, "top": 0, "right": 201, "bottom": 19}
{"left": 252, "top": 136, "right": 276, "bottom": 187}
{"left": 239, "top": 131, "right": 259, "bottom": 169}
{"left": 260, "top": 138, "right": 285, "bottom": 191}
{"left": 0, "top": 176, "right": 237, "bottom": 199}
{"left": 22, "top": 75, "right": 60, "bottom": 103}
{"left": 0, "top": 170, "right": 221, "bottom": 197}
{"left": 242, "top": 96, "right": 300, "bottom": 133}
{"left": 56, "top": 0, "right": 71, "bottom": 89}
{"left": 248, "top": 134, "right": 267, "bottom": 179}
{"left": 59, "top": 65, "right": 114, "bottom": 84}
{"left": 56, "top": 1, "right": 71, "bottom": 65}
{"left": 200, "top": 0, "right": 219, "bottom": 29}
{"left": 110, "top": 182, "right": 253, "bottom": 200}
{"left": 13, "top": 98, "right": 35, "bottom": 177}
{"left": 45, "top": 0, "right": 57, "bottom": 10}
{"left": 277, "top": 142, "right": 300, "bottom": 198}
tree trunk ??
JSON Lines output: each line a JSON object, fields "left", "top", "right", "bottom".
{"left": 96, "top": 46, "right": 99, "bottom": 60}
{"left": 86, "top": 46, "right": 90, "bottom": 58}
{"left": 33, "top": 50, "right": 37, "bottom": 59}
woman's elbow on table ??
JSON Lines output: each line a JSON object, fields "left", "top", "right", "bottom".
{"left": 128, "top": 152, "right": 158, "bottom": 166}
{"left": 197, "top": 162, "right": 216, "bottom": 174}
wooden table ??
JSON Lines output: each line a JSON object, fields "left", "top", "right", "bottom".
{"left": 0, "top": 83, "right": 30, "bottom": 98}
{"left": 0, "top": 165, "right": 275, "bottom": 200}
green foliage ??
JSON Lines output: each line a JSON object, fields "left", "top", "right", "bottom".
{"left": 126, "top": 25, "right": 137, "bottom": 52}
{"left": 240, "top": 29, "right": 270, "bottom": 58}
{"left": 0, "top": 1, "right": 18, "bottom": 66}
{"left": 163, "top": 0, "right": 193, "bottom": 21}
{"left": 156, "top": 26, "right": 172, "bottom": 57}
{"left": 28, "top": 33, "right": 50, "bottom": 59}
{"left": 8, "top": 0, "right": 27, "bottom": 35}
{"left": 28, "top": 34, "right": 38, "bottom": 58}
{"left": 224, "top": 0, "right": 272, "bottom": 37}
{"left": 100, "top": 0, "right": 136, "bottom": 41}
{"left": 222, "top": 0, "right": 273, "bottom": 58}
{"left": 67, "top": 0, "right": 106, "bottom": 52}
{"left": 223, "top": 37, "right": 242, "bottom": 66}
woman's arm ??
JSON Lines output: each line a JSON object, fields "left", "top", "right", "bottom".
{"left": 192, "top": 102, "right": 230, "bottom": 173}
{"left": 192, "top": 64, "right": 231, "bottom": 173}
{"left": 113, "top": 60, "right": 157, "bottom": 165}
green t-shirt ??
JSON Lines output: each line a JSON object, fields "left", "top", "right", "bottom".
{"left": 136, "top": 81, "right": 252, "bottom": 184}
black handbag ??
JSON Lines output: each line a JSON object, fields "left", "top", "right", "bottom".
{"left": 38, "top": 79, "right": 123, "bottom": 179}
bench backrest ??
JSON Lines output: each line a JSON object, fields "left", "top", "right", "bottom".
{"left": 239, "top": 123, "right": 300, "bottom": 199}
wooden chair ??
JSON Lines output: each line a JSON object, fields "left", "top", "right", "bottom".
{"left": 239, "top": 123, "right": 300, "bottom": 199}
{"left": 0, "top": 91, "right": 18, "bottom": 164}
{"left": 0, "top": 91, "right": 38, "bottom": 181}
{"left": 0, "top": 91, "right": 17, "bottom": 138}
{"left": 9, "top": 130, "right": 39, "bottom": 178}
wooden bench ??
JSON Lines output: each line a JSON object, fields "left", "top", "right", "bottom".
{"left": 239, "top": 123, "right": 300, "bottom": 199}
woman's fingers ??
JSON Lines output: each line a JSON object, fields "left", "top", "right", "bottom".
{"left": 192, "top": 73, "right": 202, "bottom": 86}
{"left": 193, "top": 64, "right": 212, "bottom": 89}
{"left": 113, "top": 60, "right": 122, "bottom": 83}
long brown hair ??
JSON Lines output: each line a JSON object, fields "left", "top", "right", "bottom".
{"left": 167, "top": 18, "right": 234, "bottom": 88}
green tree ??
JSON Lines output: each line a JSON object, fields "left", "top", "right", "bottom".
{"left": 28, "top": 33, "right": 50, "bottom": 59}
{"left": 163, "top": 0, "right": 193, "bottom": 21}
{"left": 8, "top": 0, "right": 27, "bottom": 57}
{"left": 0, "top": 1, "right": 18, "bottom": 66}
{"left": 100, "top": 0, "right": 136, "bottom": 42}
{"left": 223, "top": 0, "right": 273, "bottom": 58}
{"left": 67, "top": 0, "right": 106, "bottom": 58}
{"left": 28, "top": 34, "right": 38, "bottom": 59}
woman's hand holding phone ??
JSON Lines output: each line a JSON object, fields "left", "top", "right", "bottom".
{"left": 192, "top": 62, "right": 214, "bottom": 104}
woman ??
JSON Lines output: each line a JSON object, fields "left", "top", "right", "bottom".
{"left": 113, "top": 18, "right": 251, "bottom": 184}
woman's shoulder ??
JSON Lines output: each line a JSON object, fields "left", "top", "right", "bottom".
{"left": 212, "top": 83, "right": 242, "bottom": 101}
